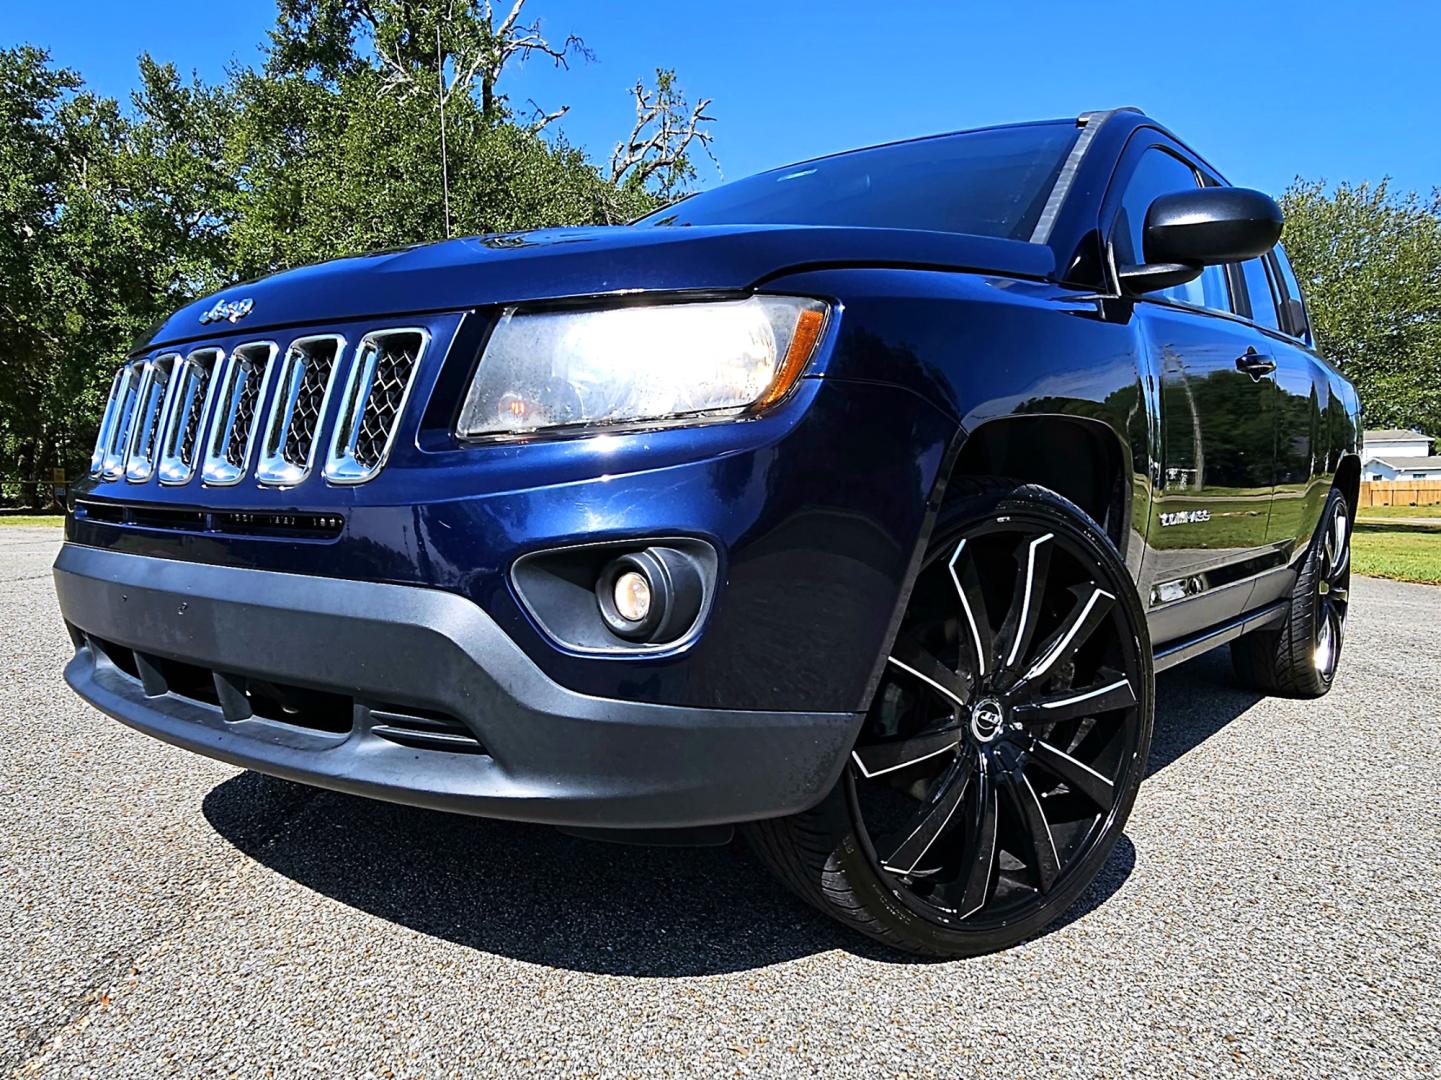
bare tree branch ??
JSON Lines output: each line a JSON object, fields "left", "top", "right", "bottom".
{"left": 362, "top": 0, "right": 590, "bottom": 120}
{"left": 522, "top": 98, "right": 569, "bottom": 133}
{"left": 609, "top": 70, "right": 717, "bottom": 197}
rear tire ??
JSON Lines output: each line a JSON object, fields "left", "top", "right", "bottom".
{"left": 747, "top": 479, "right": 1153, "bottom": 958}
{"left": 1230, "top": 486, "right": 1351, "bottom": 699}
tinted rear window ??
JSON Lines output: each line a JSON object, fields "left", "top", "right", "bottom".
{"left": 637, "top": 123, "right": 1079, "bottom": 241}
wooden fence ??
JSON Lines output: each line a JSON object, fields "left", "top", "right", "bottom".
{"left": 1359, "top": 480, "right": 1441, "bottom": 508}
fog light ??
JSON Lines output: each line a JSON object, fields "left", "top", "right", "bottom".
{"left": 595, "top": 546, "right": 706, "bottom": 644}
{"left": 613, "top": 570, "right": 652, "bottom": 623}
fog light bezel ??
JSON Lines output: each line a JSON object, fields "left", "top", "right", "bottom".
{"left": 511, "top": 537, "right": 718, "bottom": 655}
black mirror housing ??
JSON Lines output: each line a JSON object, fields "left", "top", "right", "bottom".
{"left": 1144, "top": 187, "right": 1284, "bottom": 266}
{"left": 1116, "top": 261, "right": 1203, "bottom": 293}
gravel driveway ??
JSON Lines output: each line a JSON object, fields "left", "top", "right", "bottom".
{"left": 3, "top": 527, "right": 1438, "bottom": 1078}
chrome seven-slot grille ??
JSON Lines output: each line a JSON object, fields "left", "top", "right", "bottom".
{"left": 90, "top": 328, "right": 430, "bottom": 488}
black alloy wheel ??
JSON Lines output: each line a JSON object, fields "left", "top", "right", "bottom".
{"left": 749, "top": 480, "right": 1154, "bottom": 957}
{"left": 1231, "top": 485, "right": 1352, "bottom": 698}
{"left": 1313, "top": 497, "right": 1351, "bottom": 681}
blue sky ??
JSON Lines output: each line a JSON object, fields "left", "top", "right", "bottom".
{"left": 8, "top": 0, "right": 1440, "bottom": 197}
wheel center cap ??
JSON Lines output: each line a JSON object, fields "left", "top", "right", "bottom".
{"left": 970, "top": 698, "right": 1005, "bottom": 743}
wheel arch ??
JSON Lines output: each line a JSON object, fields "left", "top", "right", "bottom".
{"left": 942, "top": 414, "right": 1135, "bottom": 559}
{"left": 1333, "top": 452, "right": 1361, "bottom": 519}
{"left": 854, "top": 417, "right": 1139, "bottom": 744}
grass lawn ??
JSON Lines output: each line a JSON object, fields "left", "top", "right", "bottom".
{"left": 0, "top": 514, "right": 63, "bottom": 527}
{"left": 1357, "top": 504, "right": 1441, "bottom": 519}
{"left": 1352, "top": 525, "right": 1441, "bottom": 584}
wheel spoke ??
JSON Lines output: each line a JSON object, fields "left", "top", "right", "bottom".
{"left": 878, "top": 754, "right": 975, "bottom": 875}
{"left": 958, "top": 761, "right": 999, "bottom": 917}
{"left": 996, "top": 532, "right": 1054, "bottom": 675}
{"left": 1332, "top": 540, "right": 1350, "bottom": 578}
{"left": 1011, "top": 672, "right": 1135, "bottom": 725}
{"left": 1011, "top": 584, "right": 1115, "bottom": 692}
{"left": 852, "top": 727, "right": 958, "bottom": 779}
{"left": 1005, "top": 767, "right": 1061, "bottom": 893}
{"left": 887, "top": 633, "right": 972, "bottom": 708}
{"left": 1314, "top": 601, "right": 1336, "bottom": 674}
{"left": 948, "top": 539, "right": 994, "bottom": 679}
{"left": 1027, "top": 738, "right": 1116, "bottom": 808}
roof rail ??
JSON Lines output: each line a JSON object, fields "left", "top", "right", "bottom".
{"left": 1077, "top": 106, "right": 1145, "bottom": 127}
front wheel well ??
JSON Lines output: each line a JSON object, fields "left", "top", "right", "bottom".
{"left": 945, "top": 415, "right": 1131, "bottom": 553}
{"left": 1333, "top": 454, "right": 1361, "bottom": 520}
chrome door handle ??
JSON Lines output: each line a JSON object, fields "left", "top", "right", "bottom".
{"left": 1235, "top": 348, "right": 1276, "bottom": 379}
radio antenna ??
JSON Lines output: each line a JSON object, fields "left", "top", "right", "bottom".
{"left": 436, "top": 22, "right": 452, "bottom": 239}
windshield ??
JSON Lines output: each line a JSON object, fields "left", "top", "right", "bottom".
{"left": 637, "top": 122, "right": 1078, "bottom": 241}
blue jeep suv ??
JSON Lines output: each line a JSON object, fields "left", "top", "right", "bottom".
{"left": 55, "top": 108, "right": 1361, "bottom": 956}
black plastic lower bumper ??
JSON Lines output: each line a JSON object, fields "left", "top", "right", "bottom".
{"left": 53, "top": 543, "right": 860, "bottom": 829}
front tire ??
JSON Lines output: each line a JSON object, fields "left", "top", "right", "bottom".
{"left": 747, "top": 480, "right": 1154, "bottom": 957}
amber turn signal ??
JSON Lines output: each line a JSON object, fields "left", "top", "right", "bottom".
{"left": 755, "top": 305, "right": 828, "bottom": 410}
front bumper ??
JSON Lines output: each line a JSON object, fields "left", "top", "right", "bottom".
{"left": 54, "top": 543, "right": 861, "bottom": 828}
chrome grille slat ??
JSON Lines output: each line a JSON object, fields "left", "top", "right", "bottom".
{"left": 201, "top": 341, "right": 278, "bottom": 486}
{"left": 324, "top": 328, "right": 430, "bottom": 485}
{"left": 256, "top": 335, "right": 345, "bottom": 487}
{"left": 92, "top": 323, "right": 431, "bottom": 488}
{"left": 157, "top": 348, "right": 223, "bottom": 485}
{"left": 124, "top": 354, "right": 179, "bottom": 483}
{"left": 93, "top": 360, "right": 147, "bottom": 480}
{"left": 90, "top": 369, "right": 127, "bottom": 477}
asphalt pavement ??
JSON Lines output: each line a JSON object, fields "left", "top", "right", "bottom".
{"left": 2, "top": 526, "right": 1437, "bottom": 1078}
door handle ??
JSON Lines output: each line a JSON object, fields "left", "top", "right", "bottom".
{"left": 1235, "top": 348, "right": 1276, "bottom": 379}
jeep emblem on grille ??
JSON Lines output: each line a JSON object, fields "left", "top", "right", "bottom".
{"left": 199, "top": 297, "right": 254, "bottom": 325}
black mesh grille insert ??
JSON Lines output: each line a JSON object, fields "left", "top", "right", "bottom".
{"left": 283, "top": 339, "right": 338, "bottom": 468}
{"left": 179, "top": 364, "right": 210, "bottom": 468}
{"left": 225, "top": 359, "right": 265, "bottom": 468}
{"left": 352, "top": 334, "right": 422, "bottom": 470}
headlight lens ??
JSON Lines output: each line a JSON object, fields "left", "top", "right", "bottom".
{"left": 456, "top": 295, "right": 828, "bottom": 438}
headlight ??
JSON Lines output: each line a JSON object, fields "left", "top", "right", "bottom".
{"left": 456, "top": 295, "right": 828, "bottom": 438}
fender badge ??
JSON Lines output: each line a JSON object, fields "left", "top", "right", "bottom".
{"left": 199, "top": 297, "right": 254, "bottom": 325}
{"left": 1160, "top": 509, "right": 1211, "bottom": 527}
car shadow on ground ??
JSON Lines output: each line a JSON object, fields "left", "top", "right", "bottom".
{"left": 202, "top": 649, "right": 1259, "bottom": 976}
{"left": 1148, "top": 648, "right": 1265, "bottom": 777}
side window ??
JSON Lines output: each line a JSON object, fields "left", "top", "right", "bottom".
{"left": 1270, "top": 244, "right": 1312, "bottom": 343}
{"left": 1112, "top": 148, "right": 1230, "bottom": 313}
{"left": 1239, "top": 258, "right": 1282, "bottom": 331}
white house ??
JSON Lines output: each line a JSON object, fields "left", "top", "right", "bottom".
{"left": 1361, "top": 428, "right": 1441, "bottom": 480}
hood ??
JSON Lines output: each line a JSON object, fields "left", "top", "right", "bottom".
{"left": 143, "top": 224, "right": 1056, "bottom": 350}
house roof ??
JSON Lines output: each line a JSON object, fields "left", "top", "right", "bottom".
{"left": 1365, "top": 428, "right": 1431, "bottom": 443}
{"left": 1369, "top": 456, "right": 1441, "bottom": 472}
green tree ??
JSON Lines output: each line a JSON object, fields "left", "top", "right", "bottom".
{"left": 1280, "top": 179, "right": 1441, "bottom": 436}
{"left": 0, "top": 47, "right": 242, "bottom": 504}
{"left": 227, "top": 0, "right": 695, "bottom": 273}
{"left": 0, "top": 3, "right": 716, "bottom": 503}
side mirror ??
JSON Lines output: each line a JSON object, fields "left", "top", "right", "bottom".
{"left": 1119, "top": 187, "right": 1284, "bottom": 295}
